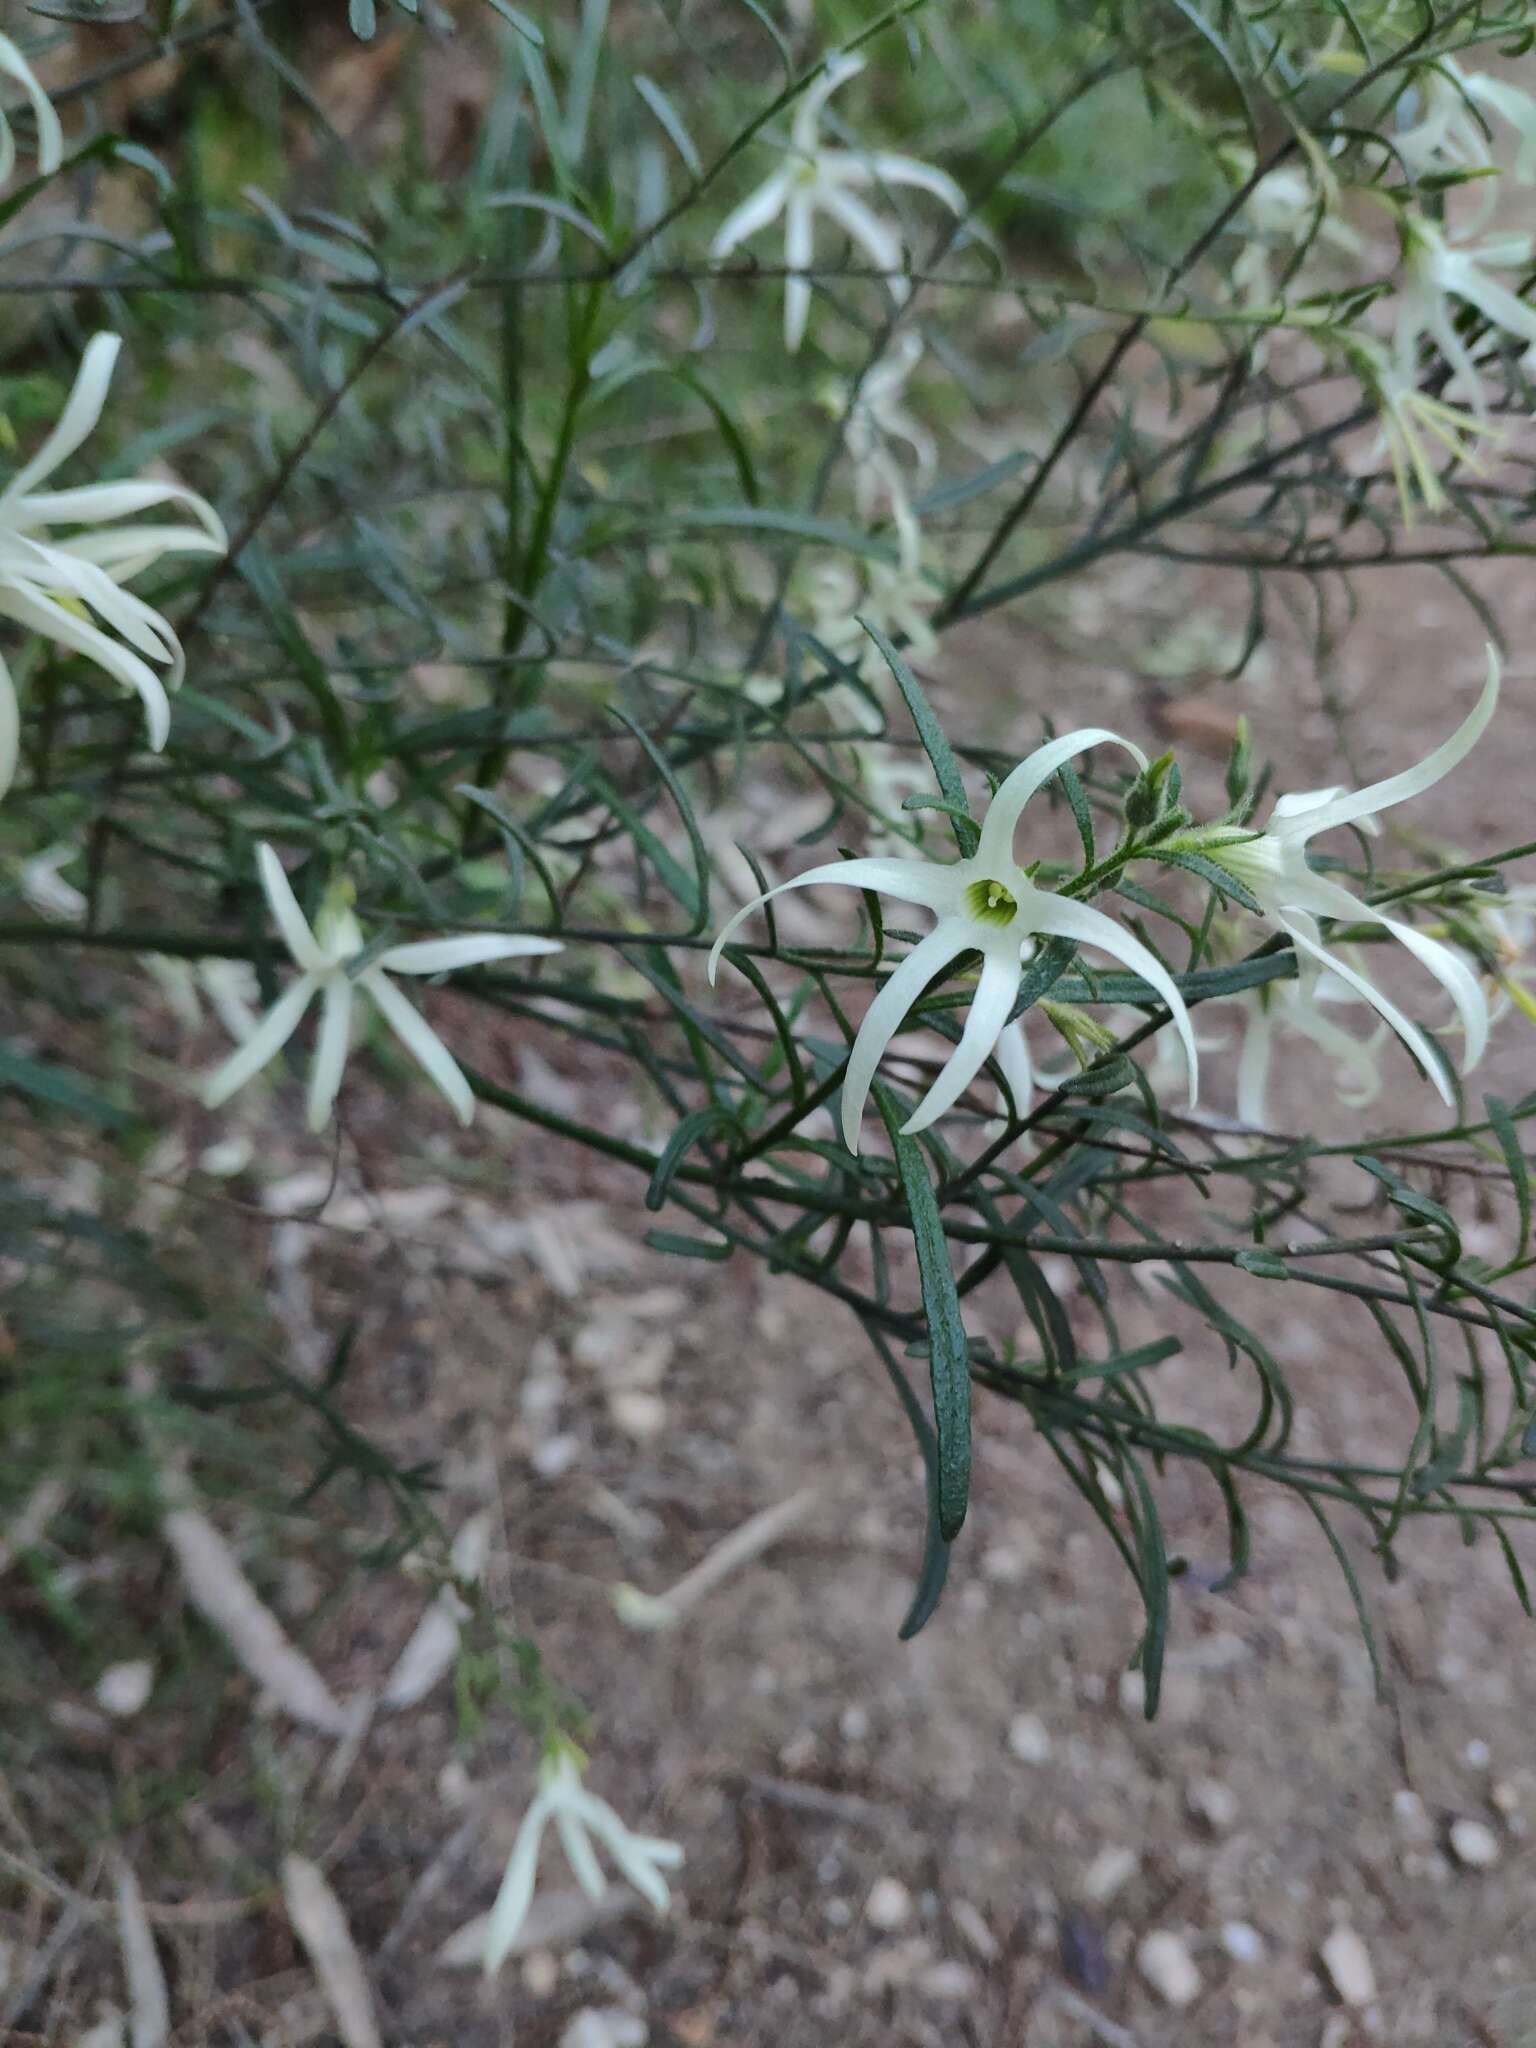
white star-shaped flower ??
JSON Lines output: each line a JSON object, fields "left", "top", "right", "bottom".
{"left": 0, "top": 333, "right": 226, "bottom": 796}
{"left": 710, "top": 53, "right": 964, "bottom": 351}
{"left": 1201, "top": 651, "right": 1499, "bottom": 1104}
{"left": 1393, "top": 214, "right": 1536, "bottom": 414}
{"left": 484, "top": 1745, "right": 683, "bottom": 1977}
{"left": 0, "top": 31, "right": 62, "bottom": 189}
{"left": 710, "top": 728, "right": 1199, "bottom": 1151}
{"left": 201, "top": 844, "right": 562, "bottom": 1130}
{"left": 1396, "top": 55, "right": 1536, "bottom": 206}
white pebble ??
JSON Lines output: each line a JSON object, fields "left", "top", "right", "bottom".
{"left": 1007, "top": 1713, "right": 1052, "bottom": 1765}
{"left": 1082, "top": 1846, "right": 1139, "bottom": 1904}
{"left": 1185, "top": 1777, "right": 1238, "bottom": 1832}
{"left": 1220, "top": 1920, "right": 1265, "bottom": 1964}
{"left": 1391, "top": 1788, "right": 1432, "bottom": 1842}
{"left": 918, "top": 1961, "right": 977, "bottom": 2001}
{"left": 560, "top": 2010, "right": 647, "bottom": 2048}
{"left": 1137, "top": 1930, "right": 1203, "bottom": 2008}
{"left": 865, "top": 1877, "right": 913, "bottom": 1931}
{"left": 1449, "top": 1818, "right": 1501, "bottom": 1869}
{"left": 1320, "top": 1925, "right": 1376, "bottom": 2006}
{"left": 95, "top": 1660, "right": 154, "bottom": 1718}
{"left": 1463, "top": 1738, "right": 1491, "bottom": 1771}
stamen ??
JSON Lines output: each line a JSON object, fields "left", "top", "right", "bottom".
{"left": 964, "top": 877, "right": 1020, "bottom": 927}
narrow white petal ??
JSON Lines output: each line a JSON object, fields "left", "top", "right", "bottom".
{"left": 782, "top": 192, "right": 814, "bottom": 351}
{"left": 817, "top": 182, "right": 904, "bottom": 278}
{"left": 256, "top": 844, "right": 326, "bottom": 972}
{"left": 1234, "top": 995, "right": 1274, "bottom": 1128}
{"left": 0, "top": 650, "right": 16, "bottom": 799}
{"left": 993, "top": 1014, "right": 1034, "bottom": 1117}
{"left": 1275, "top": 647, "right": 1498, "bottom": 842}
{"left": 1284, "top": 918, "right": 1451, "bottom": 1104}
{"left": 0, "top": 584, "right": 171, "bottom": 748}
{"left": 306, "top": 976, "right": 353, "bottom": 1130}
{"left": 1, "top": 335, "right": 121, "bottom": 506}
{"left": 791, "top": 51, "right": 864, "bottom": 152}
{"left": 572, "top": 1798, "right": 674, "bottom": 1914}
{"left": 554, "top": 1808, "right": 610, "bottom": 1904}
{"left": 710, "top": 170, "right": 792, "bottom": 257}
{"left": 12, "top": 480, "right": 225, "bottom": 544}
{"left": 902, "top": 944, "right": 1021, "bottom": 1134}
{"left": 0, "top": 32, "right": 62, "bottom": 176}
{"left": 363, "top": 970, "right": 476, "bottom": 1125}
{"left": 840, "top": 920, "right": 969, "bottom": 1151}
{"left": 44, "top": 526, "right": 226, "bottom": 574}
{"left": 1029, "top": 892, "right": 1198, "bottom": 1105}
{"left": 1449, "top": 262, "right": 1536, "bottom": 351}
{"left": 976, "top": 728, "right": 1148, "bottom": 871}
{"left": 1307, "top": 876, "right": 1489, "bottom": 1070}
{"left": 865, "top": 152, "right": 966, "bottom": 212}
{"left": 201, "top": 978, "right": 317, "bottom": 1108}
{"left": 708, "top": 856, "right": 960, "bottom": 983}
{"left": 374, "top": 934, "right": 562, "bottom": 975}
{"left": 483, "top": 1802, "right": 551, "bottom": 1977}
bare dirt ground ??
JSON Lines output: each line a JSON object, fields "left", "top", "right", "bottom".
{"left": 6, "top": 558, "right": 1536, "bottom": 2048}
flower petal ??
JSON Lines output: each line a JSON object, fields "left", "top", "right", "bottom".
{"left": 1306, "top": 874, "right": 1489, "bottom": 1070}
{"left": 791, "top": 51, "right": 864, "bottom": 152}
{"left": 1, "top": 334, "right": 120, "bottom": 507}
{"left": 375, "top": 934, "right": 563, "bottom": 975}
{"left": 1028, "top": 891, "right": 1199, "bottom": 1105}
{"left": 1234, "top": 992, "right": 1275, "bottom": 1128}
{"left": 975, "top": 728, "right": 1148, "bottom": 872}
{"left": 363, "top": 969, "right": 477, "bottom": 1125}
{"left": 993, "top": 1014, "right": 1034, "bottom": 1120}
{"left": 864, "top": 152, "right": 966, "bottom": 212}
{"left": 0, "top": 32, "right": 62, "bottom": 177}
{"left": 1283, "top": 916, "right": 1452, "bottom": 1104}
{"left": 11, "top": 480, "right": 225, "bottom": 544}
{"left": 483, "top": 1799, "right": 552, "bottom": 1977}
{"left": 708, "top": 855, "right": 960, "bottom": 984}
{"left": 839, "top": 920, "right": 969, "bottom": 1151}
{"left": 817, "top": 181, "right": 904, "bottom": 279}
{"left": 201, "top": 977, "right": 317, "bottom": 1109}
{"left": 1272, "top": 646, "right": 1498, "bottom": 842}
{"left": 902, "top": 942, "right": 1021, "bottom": 1135}
{"left": 0, "top": 649, "right": 16, "bottom": 799}
{"left": 305, "top": 975, "right": 353, "bottom": 1130}
{"left": 256, "top": 843, "right": 326, "bottom": 972}
{"left": 554, "top": 1808, "right": 610, "bottom": 1904}
{"left": 709, "top": 168, "right": 792, "bottom": 258}
{"left": 0, "top": 583, "right": 171, "bottom": 749}
{"left": 782, "top": 191, "right": 814, "bottom": 352}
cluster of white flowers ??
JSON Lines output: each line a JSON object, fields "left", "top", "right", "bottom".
{"left": 713, "top": 659, "right": 1502, "bottom": 1142}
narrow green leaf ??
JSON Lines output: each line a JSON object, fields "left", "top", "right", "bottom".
{"left": 865, "top": 1325, "right": 951, "bottom": 1638}
{"left": 644, "top": 1228, "right": 733, "bottom": 1262}
{"left": 859, "top": 619, "right": 978, "bottom": 858}
{"left": 634, "top": 74, "right": 704, "bottom": 177}
{"left": 0, "top": 1047, "right": 135, "bottom": 1130}
{"left": 1485, "top": 1093, "right": 1530, "bottom": 1266}
{"left": 646, "top": 1108, "right": 736, "bottom": 1210}
{"left": 609, "top": 705, "right": 711, "bottom": 935}
{"left": 876, "top": 1084, "right": 971, "bottom": 1540}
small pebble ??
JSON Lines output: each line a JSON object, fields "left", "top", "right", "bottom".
{"left": 1391, "top": 1788, "right": 1432, "bottom": 1842}
{"left": 560, "top": 2011, "right": 647, "bottom": 2048}
{"left": 1464, "top": 1738, "right": 1491, "bottom": 1771}
{"left": 1137, "top": 1930, "right": 1203, "bottom": 2008}
{"left": 1082, "top": 1846, "right": 1139, "bottom": 1905}
{"left": 1320, "top": 1925, "right": 1377, "bottom": 2006}
{"left": 522, "top": 1952, "right": 559, "bottom": 1997}
{"left": 950, "top": 1900, "right": 999, "bottom": 1960}
{"left": 840, "top": 1705, "right": 870, "bottom": 1742}
{"left": 95, "top": 1660, "right": 154, "bottom": 1718}
{"left": 1008, "top": 1713, "right": 1052, "bottom": 1765}
{"left": 1186, "top": 1777, "right": 1238, "bottom": 1833}
{"left": 866, "top": 1877, "right": 913, "bottom": 1931}
{"left": 1220, "top": 1920, "right": 1265, "bottom": 1965}
{"left": 1449, "top": 1818, "right": 1501, "bottom": 1869}
{"left": 918, "top": 1961, "right": 977, "bottom": 2001}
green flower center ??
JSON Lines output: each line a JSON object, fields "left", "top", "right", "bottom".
{"left": 965, "top": 877, "right": 1020, "bottom": 927}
